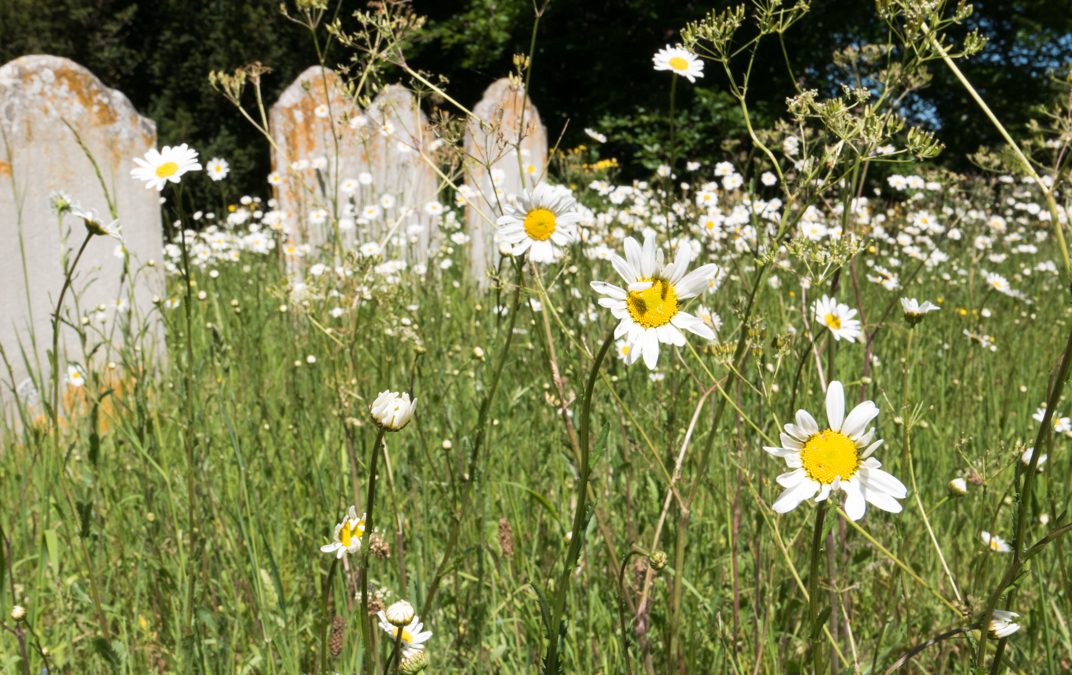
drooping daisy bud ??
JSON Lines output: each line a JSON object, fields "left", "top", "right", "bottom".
{"left": 370, "top": 391, "right": 416, "bottom": 431}
{"left": 900, "top": 297, "right": 940, "bottom": 326}
{"left": 385, "top": 600, "right": 415, "bottom": 627}
{"left": 948, "top": 477, "right": 968, "bottom": 496}
{"left": 400, "top": 649, "right": 429, "bottom": 674}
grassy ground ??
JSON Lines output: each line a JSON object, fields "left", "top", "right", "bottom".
{"left": 2, "top": 164, "right": 1072, "bottom": 674}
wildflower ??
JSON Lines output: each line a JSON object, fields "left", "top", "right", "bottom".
{"left": 206, "top": 158, "right": 230, "bottom": 181}
{"left": 371, "top": 391, "right": 416, "bottom": 431}
{"left": 320, "top": 506, "right": 365, "bottom": 558}
{"left": 590, "top": 233, "right": 718, "bottom": 369}
{"left": 983, "top": 271, "right": 1016, "bottom": 298}
{"left": 1020, "top": 447, "right": 1047, "bottom": 470}
{"left": 583, "top": 127, "right": 607, "bottom": 143}
{"left": 71, "top": 206, "right": 122, "bottom": 241}
{"left": 1032, "top": 406, "right": 1071, "bottom": 434}
{"left": 981, "top": 530, "right": 1011, "bottom": 553}
{"left": 813, "top": 296, "right": 862, "bottom": 342}
{"left": 764, "top": 381, "right": 907, "bottom": 521}
{"left": 948, "top": 477, "right": 968, "bottom": 496}
{"left": 50, "top": 190, "right": 73, "bottom": 214}
{"left": 988, "top": 610, "right": 1021, "bottom": 639}
{"left": 66, "top": 365, "right": 85, "bottom": 388}
{"left": 11, "top": 605, "right": 25, "bottom": 621}
{"left": 400, "top": 650, "right": 430, "bottom": 673}
{"left": 652, "top": 45, "right": 704, "bottom": 82}
{"left": 131, "top": 143, "right": 201, "bottom": 191}
{"left": 496, "top": 183, "right": 580, "bottom": 263}
{"left": 384, "top": 600, "right": 415, "bottom": 627}
{"left": 377, "top": 608, "right": 432, "bottom": 658}
{"left": 900, "top": 297, "right": 940, "bottom": 325}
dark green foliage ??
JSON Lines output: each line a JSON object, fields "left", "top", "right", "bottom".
{"left": 1, "top": 0, "right": 1070, "bottom": 193}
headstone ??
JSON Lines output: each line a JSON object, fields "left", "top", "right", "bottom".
{"left": 269, "top": 66, "right": 366, "bottom": 249}
{"left": 363, "top": 85, "right": 440, "bottom": 261}
{"left": 464, "top": 78, "right": 548, "bottom": 282}
{"left": 0, "top": 55, "right": 163, "bottom": 415}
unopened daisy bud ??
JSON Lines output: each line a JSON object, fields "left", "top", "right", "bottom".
{"left": 370, "top": 390, "right": 416, "bottom": 431}
{"left": 472, "top": 346, "right": 485, "bottom": 360}
{"left": 988, "top": 610, "right": 1021, "bottom": 639}
{"left": 948, "top": 477, "right": 968, "bottom": 496}
{"left": 385, "top": 600, "right": 415, "bottom": 627}
{"left": 400, "top": 649, "right": 429, "bottom": 673}
{"left": 11, "top": 605, "right": 26, "bottom": 621}
{"left": 649, "top": 551, "right": 668, "bottom": 571}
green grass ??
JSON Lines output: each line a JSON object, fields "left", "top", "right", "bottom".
{"left": 3, "top": 178, "right": 1072, "bottom": 674}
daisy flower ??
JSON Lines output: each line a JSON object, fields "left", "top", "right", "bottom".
{"left": 66, "top": 365, "right": 86, "bottom": 388}
{"left": 71, "top": 206, "right": 122, "bottom": 241}
{"left": 813, "top": 296, "right": 862, "bottom": 342}
{"left": 652, "top": 45, "right": 704, "bottom": 83}
{"left": 590, "top": 233, "right": 718, "bottom": 369}
{"left": 1032, "top": 406, "right": 1071, "bottom": 434}
{"left": 496, "top": 183, "right": 580, "bottom": 263}
{"left": 320, "top": 506, "right": 365, "bottom": 559}
{"left": 900, "top": 297, "right": 940, "bottom": 323}
{"left": 983, "top": 271, "right": 1016, "bottom": 298}
{"left": 988, "top": 610, "right": 1021, "bottom": 639}
{"left": 981, "top": 530, "right": 1011, "bottom": 553}
{"left": 764, "top": 381, "right": 907, "bottom": 521}
{"left": 377, "top": 608, "right": 432, "bottom": 658}
{"left": 131, "top": 143, "right": 201, "bottom": 191}
{"left": 206, "top": 158, "right": 230, "bottom": 182}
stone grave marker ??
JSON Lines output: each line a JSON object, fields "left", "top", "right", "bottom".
{"left": 464, "top": 78, "right": 548, "bottom": 281}
{"left": 0, "top": 55, "right": 163, "bottom": 414}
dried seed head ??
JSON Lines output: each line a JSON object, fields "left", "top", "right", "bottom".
{"left": 498, "top": 518, "right": 514, "bottom": 558}
{"left": 369, "top": 532, "right": 391, "bottom": 559}
{"left": 329, "top": 615, "right": 345, "bottom": 659}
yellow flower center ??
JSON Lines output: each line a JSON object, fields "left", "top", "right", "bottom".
{"left": 668, "top": 56, "right": 689, "bottom": 71}
{"left": 392, "top": 627, "right": 415, "bottom": 644}
{"left": 523, "top": 208, "right": 557, "bottom": 241}
{"left": 155, "top": 161, "right": 179, "bottom": 178}
{"left": 339, "top": 518, "right": 365, "bottom": 547}
{"left": 627, "top": 277, "right": 678, "bottom": 328}
{"left": 824, "top": 313, "right": 841, "bottom": 330}
{"left": 800, "top": 430, "right": 858, "bottom": 484}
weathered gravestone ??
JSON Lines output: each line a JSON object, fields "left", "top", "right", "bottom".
{"left": 269, "top": 66, "right": 366, "bottom": 249}
{"left": 0, "top": 55, "right": 163, "bottom": 414}
{"left": 364, "top": 84, "right": 440, "bottom": 261}
{"left": 464, "top": 78, "right": 548, "bottom": 282}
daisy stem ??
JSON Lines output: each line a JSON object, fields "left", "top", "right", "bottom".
{"left": 542, "top": 328, "right": 616, "bottom": 675}
{"left": 360, "top": 426, "right": 387, "bottom": 675}
{"left": 177, "top": 188, "right": 201, "bottom": 641}
{"left": 48, "top": 232, "right": 92, "bottom": 430}
{"left": 420, "top": 264, "right": 524, "bottom": 618}
{"left": 392, "top": 628, "right": 403, "bottom": 675}
{"left": 319, "top": 557, "right": 338, "bottom": 674}
{"left": 806, "top": 501, "right": 828, "bottom": 674}
{"left": 976, "top": 323, "right": 1072, "bottom": 670}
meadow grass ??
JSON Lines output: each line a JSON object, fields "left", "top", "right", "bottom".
{"left": 4, "top": 1, "right": 1072, "bottom": 673}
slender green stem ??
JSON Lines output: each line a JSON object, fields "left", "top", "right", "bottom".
{"left": 975, "top": 323, "right": 1072, "bottom": 670}
{"left": 178, "top": 210, "right": 200, "bottom": 639}
{"left": 807, "top": 501, "right": 828, "bottom": 674}
{"left": 542, "top": 328, "right": 616, "bottom": 675}
{"left": 360, "top": 426, "right": 388, "bottom": 675}
{"left": 49, "top": 233, "right": 93, "bottom": 429}
{"left": 320, "top": 557, "right": 338, "bottom": 674}
{"left": 420, "top": 265, "right": 524, "bottom": 617}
